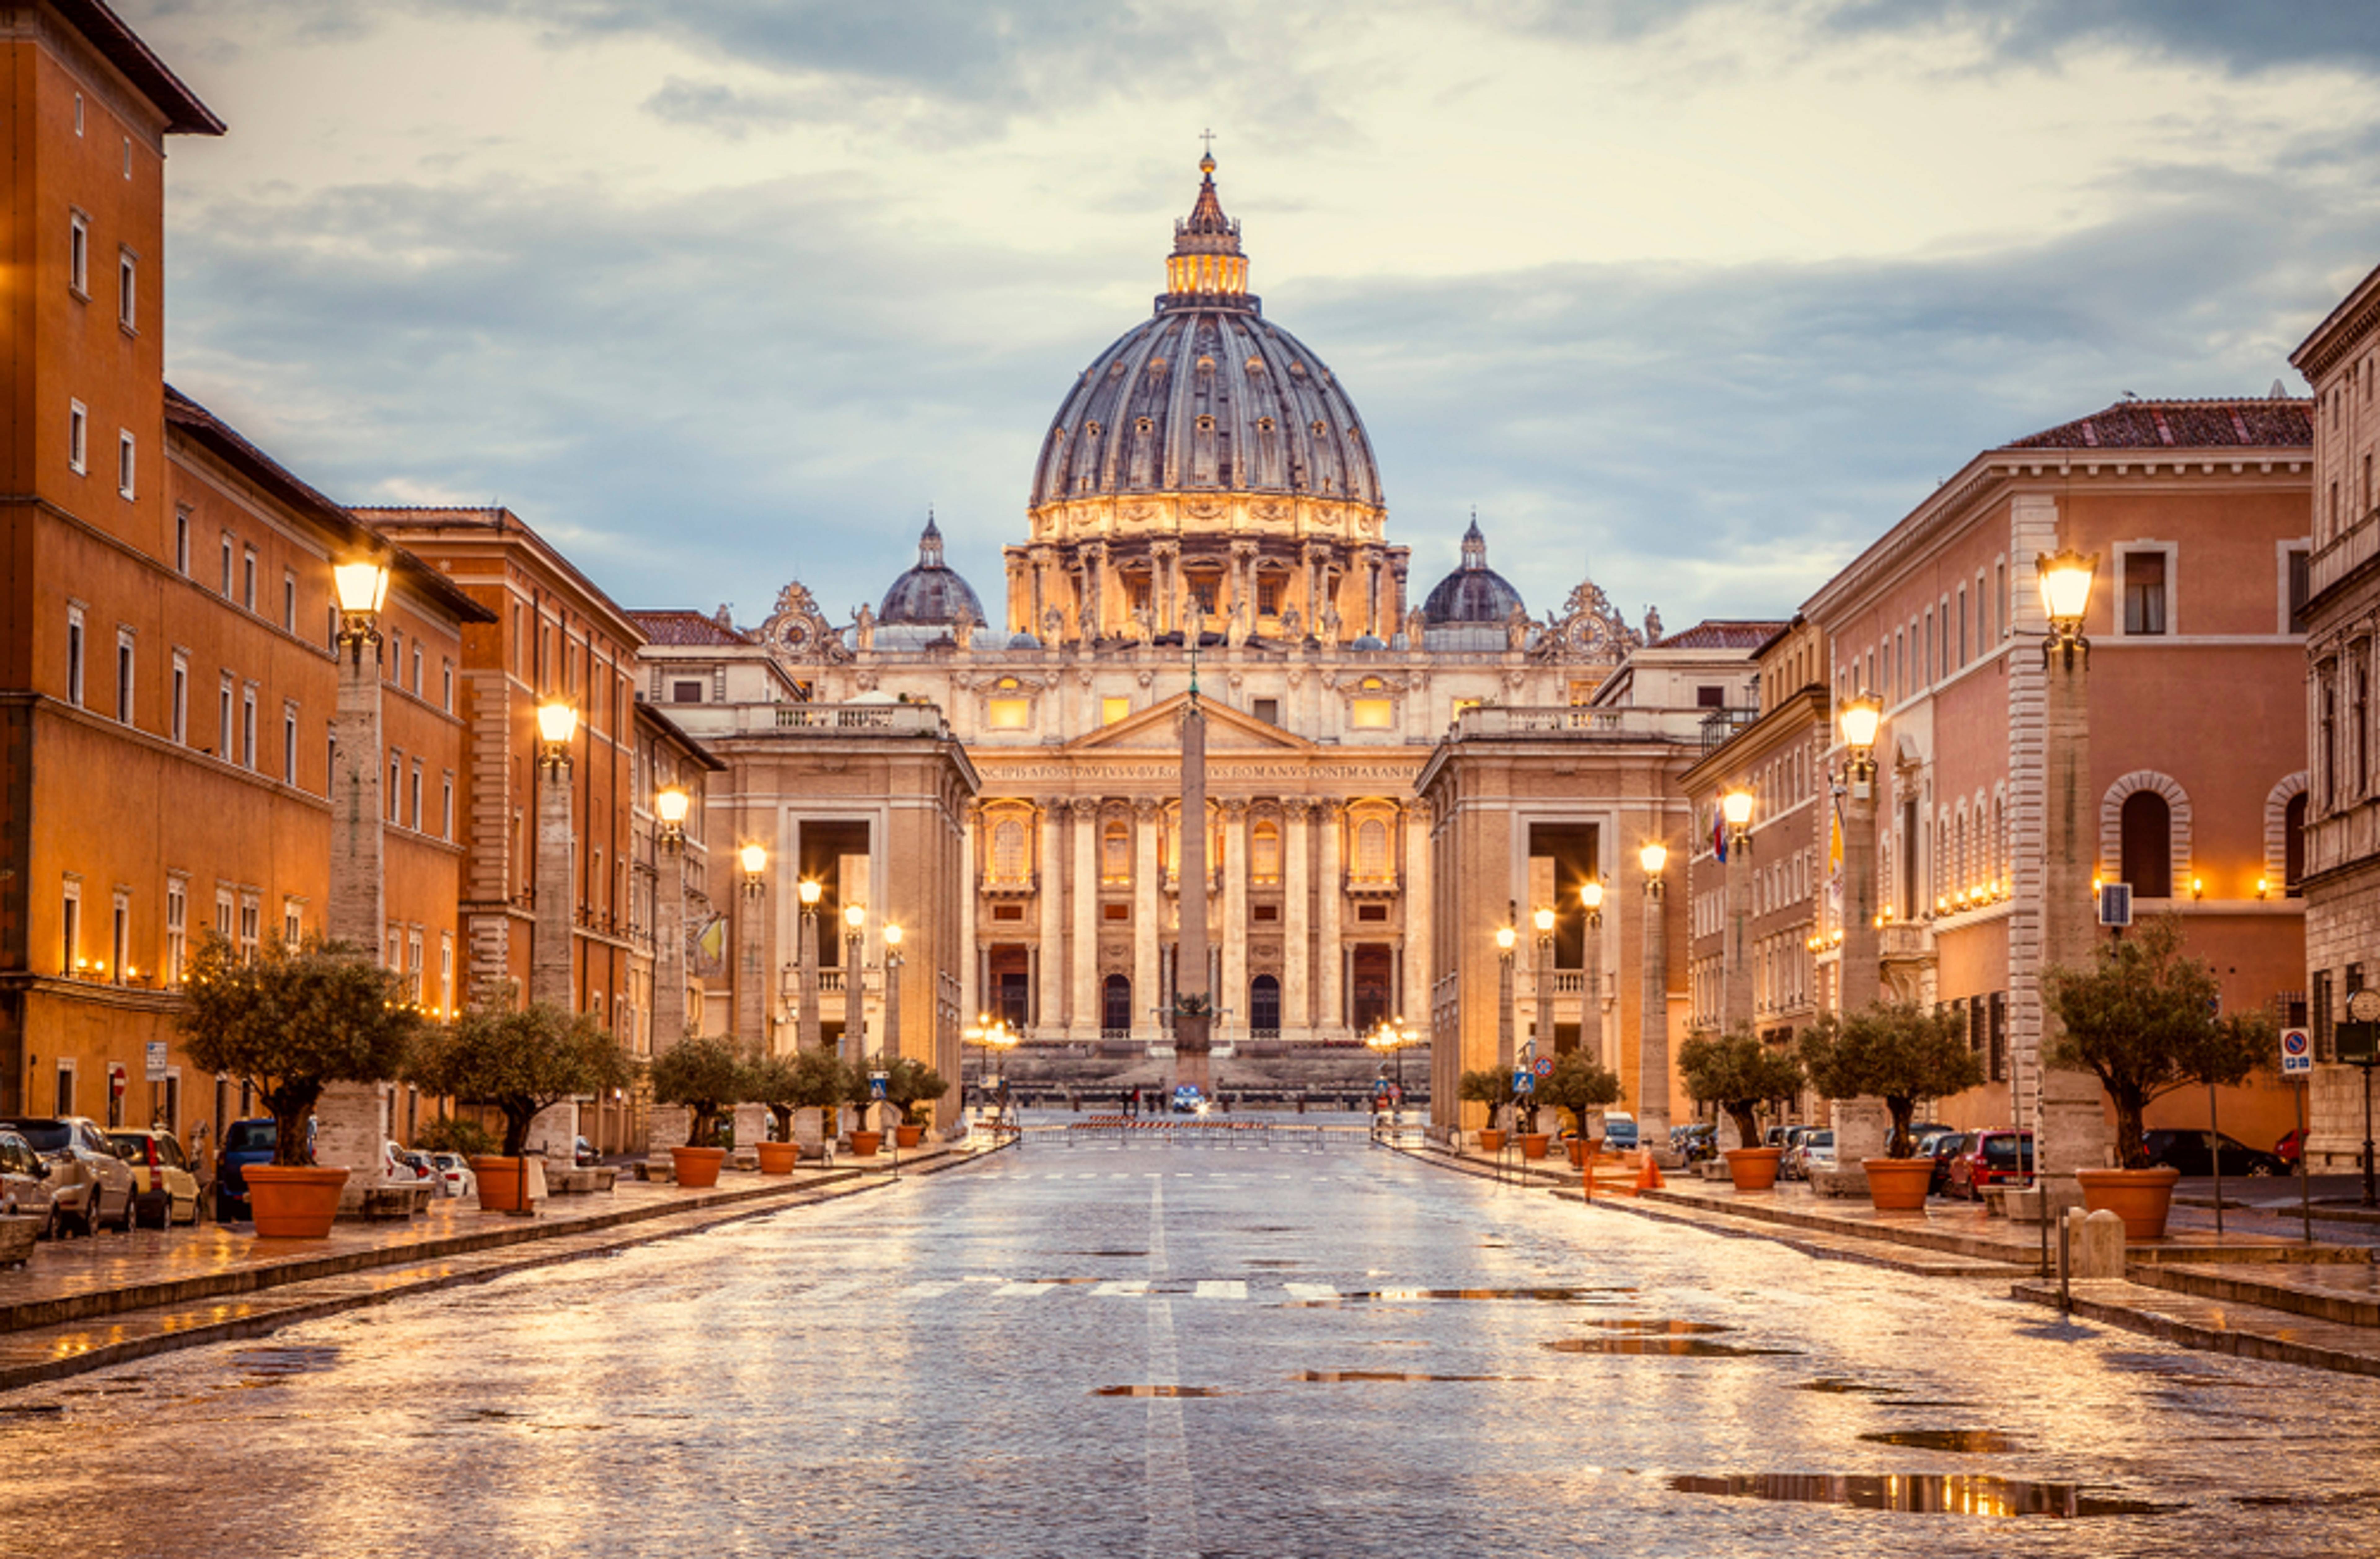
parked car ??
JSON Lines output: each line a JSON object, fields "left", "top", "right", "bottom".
{"left": 106, "top": 1128, "right": 202, "bottom": 1226}
{"left": 0, "top": 1127, "right": 56, "bottom": 1231}
{"left": 427, "top": 1152, "right": 478, "bottom": 1199}
{"left": 0, "top": 1116, "right": 136, "bottom": 1236}
{"left": 1924, "top": 1131, "right": 1969, "bottom": 1196}
{"left": 1171, "top": 1084, "right": 1206, "bottom": 1115}
{"left": 574, "top": 1135, "right": 600, "bottom": 1168}
{"left": 1601, "top": 1111, "right": 1640, "bottom": 1151}
{"left": 1777, "top": 1125, "right": 1814, "bottom": 1177}
{"left": 216, "top": 1116, "right": 283, "bottom": 1221}
{"left": 1945, "top": 1130, "right": 2033, "bottom": 1199}
{"left": 384, "top": 1141, "right": 436, "bottom": 1187}
{"left": 1786, "top": 1129, "right": 1835, "bottom": 1179}
{"left": 2142, "top": 1129, "right": 2289, "bottom": 1178}
{"left": 1905, "top": 1121, "right": 1952, "bottom": 1150}
{"left": 1675, "top": 1123, "right": 1718, "bottom": 1163}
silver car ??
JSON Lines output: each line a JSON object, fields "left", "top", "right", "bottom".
{"left": 0, "top": 1127, "right": 56, "bottom": 1230}
{"left": 0, "top": 1116, "right": 136, "bottom": 1236}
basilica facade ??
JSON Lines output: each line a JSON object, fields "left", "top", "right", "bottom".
{"left": 641, "top": 157, "right": 1747, "bottom": 1105}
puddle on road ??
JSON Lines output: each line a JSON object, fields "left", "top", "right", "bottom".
{"left": 1094, "top": 1385, "right": 1229, "bottom": 1398}
{"left": 1580, "top": 1319, "right": 1733, "bottom": 1336}
{"left": 1064, "top": 1251, "right": 1147, "bottom": 1258}
{"left": 1546, "top": 1337, "right": 1801, "bottom": 1358}
{"left": 231, "top": 1345, "right": 342, "bottom": 1377}
{"left": 1288, "top": 1286, "right": 1637, "bottom": 1308}
{"left": 1858, "top": 1429, "right": 2020, "bottom": 1454}
{"left": 1244, "top": 1260, "right": 1303, "bottom": 1269}
{"left": 1671, "top": 1472, "right": 2168, "bottom": 1518}
{"left": 1798, "top": 1379, "right": 1905, "bottom": 1396}
{"left": 1294, "top": 1370, "right": 1538, "bottom": 1384}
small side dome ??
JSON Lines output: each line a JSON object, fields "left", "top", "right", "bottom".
{"left": 1350, "top": 633, "right": 1386, "bottom": 652}
{"left": 1007, "top": 630, "right": 1042, "bottom": 650}
{"left": 878, "top": 513, "right": 986, "bottom": 627}
{"left": 1421, "top": 514, "right": 1527, "bottom": 625}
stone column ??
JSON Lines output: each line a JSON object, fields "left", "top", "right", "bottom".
{"left": 2038, "top": 593, "right": 2113, "bottom": 1197}
{"left": 1132, "top": 798, "right": 1161, "bottom": 1042}
{"left": 527, "top": 735, "right": 578, "bottom": 1161}
{"left": 1071, "top": 799, "right": 1100, "bottom": 1040}
{"left": 735, "top": 872, "right": 766, "bottom": 1056}
{"left": 1585, "top": 905, "right": 1605, "bottom": 1067}
{"left": 1722, "top": 819, "right": 1754, "bottom": 1040}
{"left": 958, "top": 804, "right": 979, "bottom": 1028}
{"left": 1038, "top": 799, "right": 1065, "bottom": 1033}
{"left": 320, "top": 615, "right": 387, "bottom": 1208}
{"left": 1402, "top": 802, "right": 1431, "bottom": 1031}
{"left": 1829, "top": 736, "right": 1889, "bottom": 1190}
{"left": 1641, "top": 855, "right": 1673, "bottom": 1153}
{"left": 1220, "top": 799, "right": 1249, "bottom": 1046}
{"left": 1316, "top": 801, "right": 1344, "bottom": 1037}
{"left": 1282, "top": 799, "right": 1312, "bottom": 1040}
{"left": 645, "top": 834, "right": 690, "bottom": 1154}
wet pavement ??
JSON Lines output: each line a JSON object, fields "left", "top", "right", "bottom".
{"left": 4, "top": 1123, "right": 2378, "bottom": 1557}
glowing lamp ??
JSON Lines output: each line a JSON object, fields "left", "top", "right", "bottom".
{"left": 2037, "top": 547, "right": 2098, "bottom": 630}
{"left": 332, "top": 559, "right": 391, "bottom": 615}
{"left": 1495, "top": 925, "right": 1517, "bottom": 953}
{"left": 738, "top": 843, "right": 767, "bottom": 877}
{"left": 1533, "top": 906, "right": 1555, "bottom": 934}
{"left": 1838, "top": 693, "right": 1883, "bottom": 754}
{"left": 655, "top": 787, "right": 690, "bottom": 827}
{"left": 845, "top": 903, "right": 866, "bottom": 931}
{"left": 1721, "top": 789, "right": 1754, "bottom": 828}
{"left": 1639, "top": 841, "right": 1668, "bottom": 876}
{"left": 884, "top": 923, "right": 902, "bottom": 948}
{"left": 1580, "top": 880, "right": 1604, "bottom": 913}
{"left": 798, "top": 879, "right": 822, "bottom": 907}
{"left": 536, "top": 700, "right": 579, "bottom": 747}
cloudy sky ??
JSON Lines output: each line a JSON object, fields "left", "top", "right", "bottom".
{"left": 128, "top": 0, "right": 2380, "bottom": 633}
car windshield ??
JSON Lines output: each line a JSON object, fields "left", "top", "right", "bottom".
{"left": 105, "top": 1134, "right": 150, "bottom": 1159}
{"left": 1981, "top": 1137, "right": 2034, "bottom": 1168}
{"left": 2, "top": 1120, "right": 71, "bottom": 1152}
{"left": 224, "top": 1121, "right": 277, "bottom": 1153}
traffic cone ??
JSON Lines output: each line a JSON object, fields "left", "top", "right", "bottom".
{"left": 1635, "top": 1153, "right": 1664, "bottom": 1192}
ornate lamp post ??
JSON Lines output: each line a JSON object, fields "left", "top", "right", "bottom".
{"left": 736, "top": 843, "right": 767, "bottom": 1052}
{"left": 1494, "top": 912, "right": 1518, "bottom": 1079}
{"left": 1639, "top": 839, "right": 1672, "bottom": 1157}
{"left": 2035, "top": 546, "right": 2109, "bottom": 1216}
{"left": 1721, "top": 787, "right": 1756, "bottom": 1048}
{"left": 525, "top": 697, "right": 580, "bottom": 1161}
{"left": 962, "top": 1012, "right": 1017, "bottom": 1132}
{"left": 842, "top": 901, "right": 868, "bottom": 1060}
{"left": 1532, "top": 905, "right": 1556, "bottom": 1058}
{"left": 641, "top": 784, "right": 693, "bottom": 1156}
{"left": 1837, "top": 694, "right": 1883, "bottom": 1012}
{"left": 1580, "top": 879, "right": 1605, "bottom": 1067}
{"left": 321, "top": 557, "right": 391, "bottom": 1204}
{"left": 882, "top": 921, "right": 904, "bottom": 1063}
{"left": 796, "top": 879, "right": 822, "bottom": 1053}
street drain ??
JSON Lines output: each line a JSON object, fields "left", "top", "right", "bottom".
{"left": 1798, "top": 1379, "right": 1904, "bottom": 1395}
{"left": 1858, "top": 1430, "right": 2019, "bottom": 1454}
{"left": 1294, "top": 1371, "right": 1537, "bottom": 1384}
{"left": 1580, "top": 1319, "right": 1734, "bottom": 1335}
{"left": 1545, "top": 1338, "right": 1800, "bottom": 1358}
{"left": 1670, "top": 1473, "right": 2167, "bottom": 1518}
{"left": 1094, "top": 1385, "right": 1228, "bottom": 1398}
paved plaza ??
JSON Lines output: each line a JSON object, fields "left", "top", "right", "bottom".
{"left": 4, "top": 1129, "right": 2377, "bottom": 1557}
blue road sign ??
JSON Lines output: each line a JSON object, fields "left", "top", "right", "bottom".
{"left": 2282, "top": 1027, "right": 2313, "bottom": 1076}
{"left": 869, "top": 1072, "right": 889, "bottom": 1099}
{"left": 1512, "top": 1069, "right": 1533, "bottom": 1095}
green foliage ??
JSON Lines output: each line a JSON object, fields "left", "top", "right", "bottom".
{"left": 748, "top": 1047, "right": 846, "bottom": 1136}
{"left": 1798, "top": 1002, "right": 1986, "bottom": 1157}
{"left": 648, "top": 1036, "right": 751, "bottom": 1147}
{"left": 405, "top": 1000, "right": 631, "bottom": 1157}
{"left": 178, "top": 933, "right": 421, "bottom": 1166}
{"left": 413, "top": 1115, "right": 498, "bottom": 1158}
{"left": 1457, "top": 1068, "right": 1515, "bottom": 1131}
{"left": 877, "top": 1054, "right": 950, "bottom": 1128}
{"left": 1678, "top": 1026, "right": 1805, "bottom": 1149}
{"left": 1536, "top": 1052, "right": 1624, "bottom": 1138}
{"left": 2046, "top": 916, "right": 2275, "bottom": 1168}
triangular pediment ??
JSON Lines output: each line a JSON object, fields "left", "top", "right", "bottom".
{"left": 1066, "top": 692, "right": 1315, "bottom": 754}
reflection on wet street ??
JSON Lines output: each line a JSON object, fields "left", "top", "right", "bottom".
{"left": 3, "top": 1132, "right": 2378, "bottom": 1557}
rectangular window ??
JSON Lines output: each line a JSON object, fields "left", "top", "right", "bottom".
{"left": 388, "top": 753, "right": 401, "bottom": 821}
{"left": 441, "top": 661, "right": 454, "bottom": 712}
{"left": 111, "top": 891, "right": 128, "bottom": 984}
{"left": 283, "top": 704, "right": 298, "bottom": 784}
{"left": 65, "top": 606, "right": 85, "bottom": 707}
{"left": 170, "top": 654, "right": 187, "bottom": 744}
{"left": 1101, "top": 696, "right": 1131, "bottom": 726}
{"left": 117, "top": 431, "right": 135, "bottom": 498}
{"left": 114, "top": 631, "right": 134, "bottom": 724}
{"left": 2287, "top": 545, "right": 2312, "bottom": 635}
{"left": 218, "top": 677, "right": 233, "bottom": 761}
{"left": 411, "top": 645, "right": 423, "bottom": 695}
{"left": 242, "top": 548, "right": 257, "bottom": 611}
{"left": 118, "top": 249, "right": 136, "bottom": 331}
{"left": 73, "top": 92, "right": 82, "bottom": 135}
{"left": 671, "top": 679, "right": 704, "bottom": 704}
{"left": 60, "top": 880, "right": 80, "bottom": 975}
{"left": 220, "top": 535, "right": 234, "bottom": 597}
{"left": 240, "top": 688, "right": 256, "bottom": 770}
{"left": 1351, "top": 698, "right": 1393, "bottom": 729}
{"left": 987, "top": 698, "right": 1030, "bottom": 729}
{"left": 439, "top": 933, "right": 455, "bottom": 1017}
{"left": 283, "top": 572, "right": 297, "bottom": 633}
{"left": 68, "top": 211, "right": 88, "bottom": 295}
{"left": 174, "top": 510, "right": 190, "bottom": 574}
{"left": 165, "top": 877, "right": 187, "bottom": 988}
{"left": 238, "top": 894, "right": 260, "bottom": 962}
{"left": 1957, "top": 587, "right": 1968, "bottom": 667}
{"left": 2122, "top": 550, "right": 2168, "bottom": 635}
{"left": 68, "top": 400, "right": 87, "bottom": 473}
{"left": 409, "top": 763, "right": 422, "bottom": 830}
{"left": 441, "top": 775, "right": 454, "bottom": 840}
{"left": 284, "top": 898, "right": 303, "bottom": 947}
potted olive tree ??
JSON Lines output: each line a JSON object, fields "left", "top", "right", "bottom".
{"left": 1537, "top": 1052, "right": 1624, "bottom": 1168}
{"left": 2046, "top": 916, "right": 2271, "bottom": 1238}
{"left": 405, "top": 1001, "right": 630, "bottom": 1211}
{"left": 648, "top": 1036, "right": 749, "bottom": 1187}
{"left": 1798, "top": 1002, "right": 1981, "bottom": 1211}
{"left": 178, "top": 934, "right": 419, "bottom": 1237}
{"left": 1458, "top": 1068, "right": 1515, "bottom": 1153}
{"left": 749, "top": 1049, "right": 844, "bottom": 1173}
{"left": 844, "top": 1057, "right": 888, "bottom": 1157}
{"left": 1677, "top": 1026, "right": 1805, "bottom": 1191}
{"left": 882, "top": 1055, "right": 949, "bottom": 1149}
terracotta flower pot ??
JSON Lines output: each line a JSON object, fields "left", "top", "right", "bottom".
{"left": 894, "top": 1124, "right": 923, "bottom": 1150}
{"left": 243, "top": 1164, "right": 349, "bottom": 1238}
{"left": 851, "top": 1131, "right": 883, "bottom": 1158}
{"left": 2076, "top": 1165, "right": 2181, "bottom": 1241}
{"left": 470, "top": 1155, "right": 525, "bottom": 1212}
{"left": 1724, "top": 1147, "right": 1783, "bottom": 1191}
{"left": 1567, "top": 1138, "right": 1589, "bottom": 1168}
{"left": 1863, "top": 1156, "right": 1934, "bottom": 1212}
{"left": 671, "top": 1146, "right": 726, "bottom": 1188}
{"left": 754, "top": 1142, "right": 799, "bottom": 1176}
{"left": 1518, "top": 1133, "right": 1551, "bottom": 1161}
{"left": 1477, "top": 1129, "right": 1508, "bottom": 1154}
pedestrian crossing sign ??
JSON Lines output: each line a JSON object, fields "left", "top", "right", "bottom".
{"left": 1513, "top": 1069, "right": 1533, "bottom": 1095}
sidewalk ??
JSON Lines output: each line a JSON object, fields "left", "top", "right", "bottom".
{"left": 0, "top": 1139, "right": 1004, "bottom": 1390}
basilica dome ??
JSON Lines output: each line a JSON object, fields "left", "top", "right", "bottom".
{"left": 1028, "top": 156, "right": 1383, "bottom": 512}
{"left": 1421, "top": 518, "right": 1526, "bottom": 625}
{"left": 877, "top": 515, "right": 984, "bottom": 626}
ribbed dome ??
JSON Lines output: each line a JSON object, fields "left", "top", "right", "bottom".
{"left": 1028, "top": 157, "right": 1382, "bottom": 511}
{"left": 877, "top": 515, "right": 984, "bottom": 626}
{"left": 1422, "top": 517, "right": 1526, "bottom": 625}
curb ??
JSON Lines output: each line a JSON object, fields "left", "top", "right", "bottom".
{"left": 2010, "top": 1278, "right": 2380, "bottom": 1379}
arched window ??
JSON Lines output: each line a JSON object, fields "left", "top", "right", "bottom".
{"left": 991, "top": 819, "right": 1026, "bottom": 882}
{"left": 1252, "top": 820, "right": 1281, "bottom": 884}
{"left": 2121, "top": 790, "right": 2173, "bottom": 898}
{"left": 1102, "top": 819, "right": 1130, "bottom": 884}
{"left": 1102, "top": 974, "right": 1133, "bottom": 1035}
{"left": 1356, "top": 818, "right": 1389, "bottom": 880}
{"left": 1249, "top": 974, "right": 1280, "bottom": 1035}
{"left": 2286, "top": 791, "right": 2308, "bottom": 895}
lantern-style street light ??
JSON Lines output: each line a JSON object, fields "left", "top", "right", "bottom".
{"left": 1837, "top": 692, "right": 1885, "bottom": 1012}
{"left": 1580, "top": 879, "right": 1606, "bottom": 1066}
{"left": 795, "top": 878, "right": 823, "bottom": 1053}
{"left": 2037, "top": 547, "right": 2098, "bottom": 667}
{"left": 655, "top": 785, "right": 690, "bottom": 850}
{"left": 323, "top": 554, "right": 394, "bottom": 1203}
{"left": 1721, "top": 786, "right": 1756, "bottom": 1037}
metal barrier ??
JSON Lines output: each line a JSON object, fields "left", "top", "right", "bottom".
{"left": 1055, "top": 1116, "right": 1346, "bottom": 1148}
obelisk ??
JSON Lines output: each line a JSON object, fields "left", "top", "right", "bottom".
{"left": 1175, "top": 619, "right": 1213, "bottom": 1092}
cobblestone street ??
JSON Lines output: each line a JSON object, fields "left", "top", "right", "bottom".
{"left": 5, "top": 1130, "right": 2376, "bottom": 1557}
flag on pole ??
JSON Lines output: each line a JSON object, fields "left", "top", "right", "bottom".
{"left": 1711, "top": 803, "right": 1728, "bottom": 863}
{"left": 1827, "top": 792, "right": 1844, "bottom": 920}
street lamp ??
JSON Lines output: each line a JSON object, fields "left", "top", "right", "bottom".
{"left": 1837, "top": 692, "right": 1884, "bottom": 1013}
{"left": 843, "top": 900, "right": 868, "bottom": 1064}
{"left": 655, "top": 785, "right": 690, "bottom": 850}
{"left": 1721, "top": 787, "right": 1756, "bottom": 1041}
{"left": 739, "top": 843, "right": 767, "bottom": 895}
{"left": 882, "top": 922, "right": 905, "bottom": 1091}
{"left": 1366, "top": 1017, "right": 1417, "bottom": 1116}
{"left": 1531, "top": 905, "right": 1556, "bottom": 1060}
{"left": 324, "top": 554, "right": 393, "bottom": 1202}
{"left": 2038, "top": 547, "right": 2098, "bottom": 667}
{"left": 1580, "top": 879, "right": 1605, "bottom": 1067}
{"left": 795, "top": 879, "right": 823, "bottom": 1054}
{"left": 535, "top": 698, "right": 578, "bottom": 774}
{"left": 963, "top": 1011, "right": 1018, "bottom": 1131}
{"left": 1639, "top": 838, "right": 1671, "bottom": 1158}
{"left": 1494, "top": 909, "right": 1519, "bottom": 1137}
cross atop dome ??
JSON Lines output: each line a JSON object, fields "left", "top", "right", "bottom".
{"left": 1163, "top": 144, "right": 1256, "bottom": 313}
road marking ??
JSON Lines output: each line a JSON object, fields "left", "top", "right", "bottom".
{"left": 1091, "top": 1279, "right": 1150, "bottom": 1297}
{"left": 992, "top": 1281, "right": 1056, "bottom": 1298}
{"left": 1284, "top": 1283, "right": 1340, "bottom": 1302}
{"left": 899, "top": 1281, "right": 958, "bottom": 1300}
{"left": 1192, "top": 1280, "right": 1246, "bottom": 1300}
{"left": 1146, "top": 1183, "right": 1200, "bottom": 1558}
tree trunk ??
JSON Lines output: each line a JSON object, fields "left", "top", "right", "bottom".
{"left": 1727, "top": 1102, "right": 1761, "bottom": 1148}
{"left": 1886, "top": 1097, "right": 1915, "bottom": 1159}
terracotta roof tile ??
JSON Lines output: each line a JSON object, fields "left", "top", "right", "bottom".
{"left": 2005, "top": 398, "right": 2312, "bottom": 452}
{"left": 1651, "top": 619, "right": 1790, "bottom": 650}
{"left": 629, "top": 610, "right": 752, "bottom": 647}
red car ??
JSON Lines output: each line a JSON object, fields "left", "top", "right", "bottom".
{"left": 1945, "top": 1130, "right": 2033, "bottom": 1199}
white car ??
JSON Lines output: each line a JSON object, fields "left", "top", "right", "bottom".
{"left": 383, "top": 1141, "right": 437, "bottom": 1188}
{"left": 427, "top": 1152, "right": 477, "bottom": 1199}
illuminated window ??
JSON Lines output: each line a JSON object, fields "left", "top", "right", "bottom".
{"left": 1452, "top": 697, "right": 1482, "bottom": 722}
{"left": 988, "top": 678, "right": 1029, "bottom": 730}
{"left": 1252, "top": 821, "right": 1281, "bottom": 885}
{"left": 1102, "top": 819, "right": 1131, "bottom": 884}
{"left": 1352, "top": 678, "right": 1392, "bottom": 729}
{"left": 1102, "top": 696, "right": 1131, "bottom": 726}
